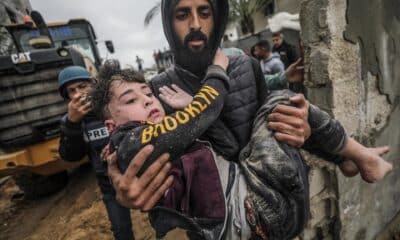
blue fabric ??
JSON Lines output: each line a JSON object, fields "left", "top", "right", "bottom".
{"left": 99, "top": 176, "right": 134, "bottom": 240}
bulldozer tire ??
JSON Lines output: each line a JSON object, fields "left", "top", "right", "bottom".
{"left": 14, "top": 171, "right": 69, "bottom": 199}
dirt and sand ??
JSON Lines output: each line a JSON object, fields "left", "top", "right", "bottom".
{"left": 1, "top": 165, "right": 399, "bottom": 240}
{"left": 0, "top": 166, "right": 186, "bottom": 240}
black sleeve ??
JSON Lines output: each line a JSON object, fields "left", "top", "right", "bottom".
{"left": 250, "top": 57, "right": 270, "bottom": 106}
{"left": 302, "top": 104, "right": 347, "bottom": 164}
{"left": 200, "top": 119, "right": 240, "bottom": 161}
{"left": 260, "top": 90, "right": 347, "bottom": 165}
{"left": 59, "top": 115, "right": 87, "bottom": 162}
{"left": 151, "top": 67, "right": 240, "bottom": 161}
{"left": 288, "top": 45, "right": 299, "bottom": 65}
{"left": 115, "top": 66, "right": 230, "bottom": 176}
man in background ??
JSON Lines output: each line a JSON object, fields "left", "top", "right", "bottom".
{"left": 272, "top": 32, "right": 299, "bottom": 68}
{"left": 254, "top": 40, "right": 285, "bottom": 76}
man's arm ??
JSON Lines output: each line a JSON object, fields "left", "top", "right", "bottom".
{"left": 264, "top": 72, "right": 288, "bottom": 90}
{"left": 59, "top": 92, "right": 91, "bottom": 161}
{"left": 106, "top": 145, "right": 174, "bottom": 210}
{"left": 108, "top": 50, "right": 230, "bottom": 209}
{"left": 115, "top": 66, "right": 229, "bottom": 176}
{"left": 271, "top": 59, "right": 285, "bottom": 75}
{"left": 159, "top": 84, "right": 240, "bottom": 161}
{"left": 288, "top": 45, "right": 299, "bottom": 65}
{"left": 252, "top": 58, "right": 311, "bottom": 147}
{"left": 59, "top": 115, "right": 87, "bottom": 161}
{"left": 114, "top": 50, "right": 231, "bottom": 176}
{"left": 263, "top": 59, "right": 305, "bottom": 91}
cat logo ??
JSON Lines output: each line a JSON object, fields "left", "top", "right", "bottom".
{"left": 11, "top": 52, "right": 32, "bottom": 64}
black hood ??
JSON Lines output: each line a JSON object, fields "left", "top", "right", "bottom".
{"left": 161, "top": 0, "right": 229, "bottom": 76}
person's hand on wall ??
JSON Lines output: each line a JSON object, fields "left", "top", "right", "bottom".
{"left": 106, "top": 145, "right": 174, "bottom": 210}
{"left": 268, "top": 94, "right": 311, "bottom": 147}
{"left": 213, "top": 49, "right": 229, "bottom": 71}
{"left": 285, "top": 58, "right": 304, "bottom": 84}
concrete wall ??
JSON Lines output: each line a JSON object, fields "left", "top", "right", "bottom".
{"left": 300, "top": 0, "right": 400, "bottom": 239}
{"left": 275, "top": 0, "right": 300, "bottom": 14}
{"left": 226, "top": 0, "right": 300, "bottom": 40}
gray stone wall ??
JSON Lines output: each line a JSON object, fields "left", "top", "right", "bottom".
{"left": 275, "top": 0, "right": 300, "bottom": 14}
{"left": 300, "top": 0, "right": 400, "bottom": 239}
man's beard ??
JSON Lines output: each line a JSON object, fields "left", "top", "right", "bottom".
{"left": 175, "top": 30, "right": 214, "bottom": 75}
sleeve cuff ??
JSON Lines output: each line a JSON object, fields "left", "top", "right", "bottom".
{"left": 65, "top": 117, "right": 82, "bottom": 129}
{"left": 203, "top": 65, "right": 230, "bottom": 90}
{"left": 308, "top": 104, "right": 348, "bottom": 154}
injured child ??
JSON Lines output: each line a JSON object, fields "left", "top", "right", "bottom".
{"left": 91, "top": 62, "right": 392, "bottom": 240}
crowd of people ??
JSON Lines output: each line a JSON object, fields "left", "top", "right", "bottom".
{"left": 251, "top": 32, "right": 306, "bottom": 93}
{"left": 55, "top": 0, "right": 393, "bottom": 239}
{"left": 152, "top": 48, "right": 174, "bottom": 72}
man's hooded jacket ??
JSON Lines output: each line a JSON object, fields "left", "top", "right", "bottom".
{"left": 153, "top": 0, "right": 344, "bottom": 161}
{"left": 146, "top": 0, "right": 347, "bottom": 239}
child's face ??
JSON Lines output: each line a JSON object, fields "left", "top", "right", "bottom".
{"left": 106, "top": 81, "right": 166, "bottom": 127}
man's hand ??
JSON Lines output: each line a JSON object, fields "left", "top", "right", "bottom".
{"left": 285, "top": 58, "right": 304, "bottom": 84}
{"left": 159, "top": 84, "right": 193, "bottom": 110}
{"left": 67, "top": 93, "right": 91, "bottom": 123}
{"left": 267, "top": 94, "right": 311, "bottom": 147}
{"left": 106, "top": 145, "right": 174, "bottom": 210}
{"left": 213, "top": 49, "right": 229, "bottom": 71}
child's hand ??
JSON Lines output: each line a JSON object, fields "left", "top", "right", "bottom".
{"left": 285, "top": 58, "right": 304, "bottom": 83}
{"left": 159, "top": 84, "right": 193, "bottom": 110}
{"left": 213, "top": 49, "right": 229, "bottom": 71}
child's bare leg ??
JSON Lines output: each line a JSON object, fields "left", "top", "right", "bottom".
{"left": 339, "top": 138, "right": 393, "bottom": 183}
{"left": 338, "top": 160, "right": 359, "bottom": 177}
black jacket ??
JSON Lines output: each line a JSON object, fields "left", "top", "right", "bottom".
{"left": 111, "top": 65, "right": 236, "bottom": 176}
{"left": 272, "top": 40, "right": 299, "bottom": 68}
{"left": 59, "top": 112, "right": 109, "bottom": 176}
{"left": 239, "top": 90, "right": 310, "bottom": 239}
{"left": 148, "top": 0, "right": 346, "bottom": 239}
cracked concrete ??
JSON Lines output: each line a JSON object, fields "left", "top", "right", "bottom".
{"left": 300, "top": 0, "right": 400, "bottom": 239}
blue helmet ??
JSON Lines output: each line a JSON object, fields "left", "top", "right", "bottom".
{"left": 58, "top": 66, "right": 92, "bottom": 99}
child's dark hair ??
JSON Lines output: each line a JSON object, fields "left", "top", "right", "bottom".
{"left": 91, "top": 59, "right": 146, "bottom": 120}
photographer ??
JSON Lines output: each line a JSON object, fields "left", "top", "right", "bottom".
{"left": 57, "top": 66, "right": 134, "bottom": 240}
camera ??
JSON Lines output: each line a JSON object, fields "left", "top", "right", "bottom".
{"left": 80, "top": 94, "right": 92, "bottom": 104}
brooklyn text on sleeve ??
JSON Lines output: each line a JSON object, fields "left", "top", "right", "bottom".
{"left": 141, "top": 85, "right": 220, "bottom": 144}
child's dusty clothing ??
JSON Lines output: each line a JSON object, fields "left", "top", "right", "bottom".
{"left": 239, "top": 90, "right": 347, "bottom": 239}
{"left": 111, "top": 121, "right": 226, "bottom": 219}
{"left": 161, "top": 142, "right": 225, "bottom": 218}
{"left": 109, "top": 76, "right": 347, "bottom": 240}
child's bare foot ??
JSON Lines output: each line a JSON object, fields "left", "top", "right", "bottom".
{"left": 339, "top": 160, "right": 359, "bottom": 177}
{"left": 356, "top": 146, "right": 393, "bottom": 183}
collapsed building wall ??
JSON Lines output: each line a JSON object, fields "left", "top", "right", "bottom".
{"left": 300, "top": 0, "right": 400, "bottom": 239}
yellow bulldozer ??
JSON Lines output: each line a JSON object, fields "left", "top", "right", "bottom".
{"left": 0, "top": 11, "right": 114, "bottom": 198}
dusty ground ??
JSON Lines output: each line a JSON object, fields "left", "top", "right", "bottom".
{"left": 1, "top": 166, "right": 399, "bottom": 240}
{"left": 0, "top": 166, "right": 186, "bottom": 240}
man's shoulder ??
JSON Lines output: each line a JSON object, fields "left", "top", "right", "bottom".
{"left": 227, "top": 54, "right": 256, "bottom": 72}
{"left": 149, "top": 68, "right": 175, "bottom": 91}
